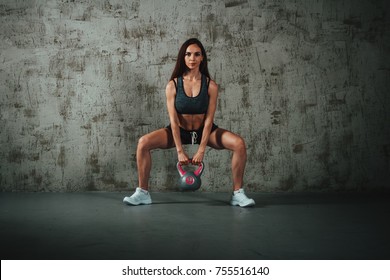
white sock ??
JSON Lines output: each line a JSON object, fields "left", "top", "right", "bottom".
{"left": 233, "top": 188, "right": 243, "bottom": 195}
{"left": 138, "top": 188, "right": 149, "bottom": 194}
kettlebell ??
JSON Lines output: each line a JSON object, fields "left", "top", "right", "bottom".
{"left": 176, "top": 160, "right": 204, "bottom": 191}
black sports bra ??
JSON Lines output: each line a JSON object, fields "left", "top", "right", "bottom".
{"left": 173, "top": 75, "right": 209, "bottom": 115}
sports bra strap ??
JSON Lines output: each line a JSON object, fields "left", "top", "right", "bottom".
{"left": 172, "top": 79, "right": 177, "bottom": 89}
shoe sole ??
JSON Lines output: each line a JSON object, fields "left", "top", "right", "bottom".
{"left": 123, "top": 198, "right": 152, "bottom": 206}
{"left": 231, "top": 200, "right": 255, "bottom": 207}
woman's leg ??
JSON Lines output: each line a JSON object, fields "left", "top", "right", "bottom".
{"left": 207, "top": 128, "right": 247, "bottom": 191}
{"left": 137, "top": 128, "right": 174, "bottom": 190}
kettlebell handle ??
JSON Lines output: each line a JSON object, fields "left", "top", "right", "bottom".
{"left": 177, "top": 159, "right": 204, "bottom": 177}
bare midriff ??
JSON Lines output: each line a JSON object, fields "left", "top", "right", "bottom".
{"left": 178, "top": 114, "right": 206, "bottom": 131}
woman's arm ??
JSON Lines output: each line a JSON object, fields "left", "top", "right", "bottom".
{"left": 166, "top": 80, "right": 190, "bottom": 164}
{"left": 192, "top": 80, "right": 218, "bottom": 164}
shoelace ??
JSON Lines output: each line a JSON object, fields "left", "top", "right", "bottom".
{"left": 190, "top": 131, "right": 198, "bottom": 145}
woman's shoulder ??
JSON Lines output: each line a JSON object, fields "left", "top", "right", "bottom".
{"left": 166, "top": 79, "right": 177, "bottom": 94}
{"left": 207, "top": 78, "right": 218, "bottom": 91}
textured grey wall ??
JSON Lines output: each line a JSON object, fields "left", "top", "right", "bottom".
{"left": 0, "top": 0, "right": 389, "bottom": 192}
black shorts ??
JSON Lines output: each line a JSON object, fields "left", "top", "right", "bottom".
{"left": 166, "top": 123, "right": 219, "bottom": 145}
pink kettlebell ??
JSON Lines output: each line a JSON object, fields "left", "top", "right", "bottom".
{"left": 176, "top": 159, "right": 204, "bottom": 191}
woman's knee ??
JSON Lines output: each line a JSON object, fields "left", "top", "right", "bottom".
{"left": 234, "top": 136, "right": 246, "bottom": 153}
{"left": 137, "top": 135, "right": 151, "bottom": 151}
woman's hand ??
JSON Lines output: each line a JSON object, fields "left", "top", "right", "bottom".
{"left": 177, "top": 150, "right": 190, "bottom": 165}
{"left": 192, "top": 150, "right": 204, "bottom": 165}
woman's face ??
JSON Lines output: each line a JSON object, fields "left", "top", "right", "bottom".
{"left": 184, "top": 44, "right": 203, "bottom": 71}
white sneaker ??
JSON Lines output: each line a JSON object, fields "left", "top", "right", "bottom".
{"left": 230, "top": 189, "right": 255, "bottom": 207}
{"left": 123, "top": 187, "right": 152, "bottom": 206}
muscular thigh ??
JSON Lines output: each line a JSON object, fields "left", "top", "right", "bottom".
{"left": 207, "top": 128, "right": 243, "bottom": 150}
{"left": 139, "top": 128, "right": 175, "bottom": 149}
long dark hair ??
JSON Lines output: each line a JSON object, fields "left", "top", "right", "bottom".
{"left": 170, "top": 38, "right": 211, "bottom": 80}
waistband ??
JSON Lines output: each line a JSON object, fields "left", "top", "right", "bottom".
{"left": 166, "top": 124, "right": 218, "bottom": 134}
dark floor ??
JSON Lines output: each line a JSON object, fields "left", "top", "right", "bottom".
{"left": 0, "top": 191, "right": 389, "bottom": 260}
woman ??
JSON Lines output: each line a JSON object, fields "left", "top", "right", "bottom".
{"left": 123, "top": 38, "right": 255, "bottom": 207}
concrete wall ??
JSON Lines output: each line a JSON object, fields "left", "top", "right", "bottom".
{"left": 1, "top": 0, "right": 389, "bottom": 192}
